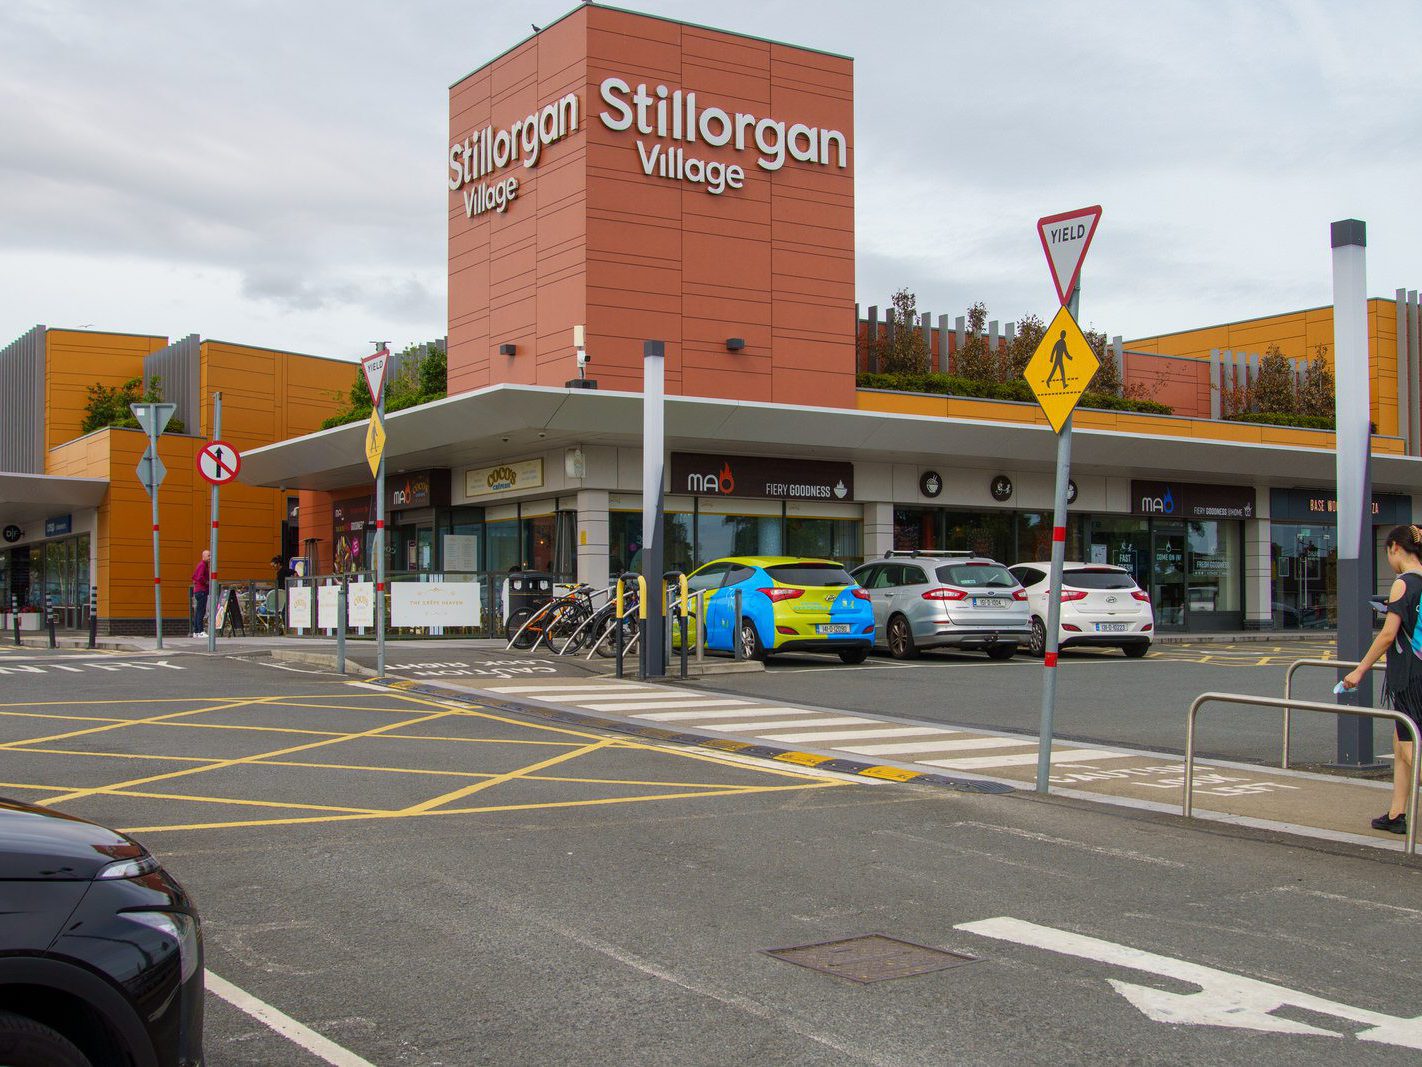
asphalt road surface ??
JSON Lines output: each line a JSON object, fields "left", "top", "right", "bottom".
{"left": 682, "top": 641, "right": 1395, "bottom": 768}
{"left": 2, "top": 646, "right": 1420, "bottom": 1065}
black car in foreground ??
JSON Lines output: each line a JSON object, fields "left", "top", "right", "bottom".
{"left": 0, "top": 797, "right": 203, "bottom": 1066}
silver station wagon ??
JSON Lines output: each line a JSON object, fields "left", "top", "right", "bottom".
{"left": 850, "top": 551, "right": 1031, "bottom": 659}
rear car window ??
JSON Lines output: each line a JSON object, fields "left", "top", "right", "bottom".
{"left": 767, "top": 563, "right": 855, "bottom": 587}
{"left": 1063, "top": 569, "right": 1135, "bottom": 590}
{"left": 937, "top": 563, "right": 1016, "bottom": 588}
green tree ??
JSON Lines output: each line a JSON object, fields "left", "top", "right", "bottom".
{"left": 1252, "top": 344, "right": 1298, "bottom": 415}
{"left": 321, "top": 340, "right": 448, "bottom": 429}
{"left": 80, "top": 375, "right": 185, "bottom": 434}
{"left": 955, "top": 302, "right": 995, "bottom": 381}
{"left": 1298, "top": 344, "right": 1335, "bottom": 417}
{"left": 1003, "top": 313, "right": 1044, "bottom": 380}
{"left": 875, "top": 288, "right": 929, "bottom": 374}
{"left": 1084, "top": 326, "right": 1122, "bottom": 394}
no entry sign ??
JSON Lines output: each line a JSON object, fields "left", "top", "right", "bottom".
{"left": 197, "top": 440, "right": 242, "bottom": 485}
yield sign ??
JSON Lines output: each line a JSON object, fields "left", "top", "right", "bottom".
{"left": 1037, "top": 205, "right": 1102, "bottom": 307}
{"left": 361, "top": 347, "right": 390, "bottom": 405}
{"left": 1023, "top": 305, "right": 1100, "bottom": 433}
{"left": 129, "top": 402, "right": 177, "bottom": 438}
{"left": 364, "top": 410, "right": 386, "bottom": 478}
{"left": 196, "top": 440, "right": 242, "bottom": 485}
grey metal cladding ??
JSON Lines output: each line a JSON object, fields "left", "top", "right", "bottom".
{"left": 0, "top": 325, "right": 46, "bottom": 473}
{"left": 143, "top": 333, "right": 200, "bottom": 435}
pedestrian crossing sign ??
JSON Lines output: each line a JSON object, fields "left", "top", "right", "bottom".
{"left": 365, "top": 410, "right": 386, "bottom": 478}
{"left": 1023, "top": 305, "right": 1099, "bottom": 433}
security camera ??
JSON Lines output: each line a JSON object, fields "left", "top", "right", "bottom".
{"left": 576, "top": 348, "right": 591, "bottom": 369}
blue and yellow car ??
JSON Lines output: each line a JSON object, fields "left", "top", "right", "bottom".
{"left": 681, "top": 556, "right": 875, "bottom": 663}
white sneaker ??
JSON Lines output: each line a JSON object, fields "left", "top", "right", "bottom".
{"left": 193, "top": 631, "right": 207, "bottom": 638}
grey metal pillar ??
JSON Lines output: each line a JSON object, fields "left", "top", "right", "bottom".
{"left": 147, "top": 412, "right": 163, "bottom": 649}
{"left": 1209, "top": 350, "right": 1222, "bottom": 419}
{"left": 373, "top": 343, "right": 388, "bottom": 677}
{"left": 1332, "top": 219, "right": 1375, "bottom": 766}
{"left": 641, "top": 340, "right": 666, "bottom": 678}
{"left": 1396, "top": 289, "right": 1410, "bottom": 452}
{"left": 1036, "top": 285, "right": 1080, "bottom": 794}
{"left": 866, "top": 305, "right": 879, "bottom": 373}
{"left": 1409, "top": 290, "right": 1420, "bottom": 457}
{"left": 207, "top": 392, "right": 221, "bottom": 652}
{"left": 937, "top": 314, "right": 950, "bottom": 373}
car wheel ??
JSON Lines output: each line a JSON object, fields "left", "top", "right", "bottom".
{"left": 1027, "top": 617, "right": 1046, "bottom": 658}
{"left": 1122, "top": 643, "right": 1149, "bottom": 659}
{"left": 0, "top": 1012, "right": 91, "bottom": 1067}
{"left": 986, "top": 644, "right": 1016, "bottom": 660}
{"left": 740, "top": 618, "right": 767, "bottom": 662}
{"left": 887, "top": 615, "right": 918, "bottom": 660}
{"left": 838, "top": 646, "right": 870, "bottom": 664}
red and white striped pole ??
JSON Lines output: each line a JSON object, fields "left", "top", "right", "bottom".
{"left": 1036, "top": 285, "right": 1079, "bottom": 793}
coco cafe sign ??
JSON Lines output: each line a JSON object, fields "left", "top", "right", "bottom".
{"left": 448, "top": 78, "right": 848, "bottom": 216}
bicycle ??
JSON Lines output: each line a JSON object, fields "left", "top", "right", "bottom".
{"left": 506, "top": 584, "right": 597, "bottom": 653}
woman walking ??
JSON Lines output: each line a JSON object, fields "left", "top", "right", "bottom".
{"left": 1342, "top": 524, "right": 1422, "bottom": 834}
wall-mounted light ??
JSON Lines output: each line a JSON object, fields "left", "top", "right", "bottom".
{"left": 725, "top": 338, "right": 745, "bottom": 352}
{"left": 499, "top": 343, "right": 517, "bottom": 356}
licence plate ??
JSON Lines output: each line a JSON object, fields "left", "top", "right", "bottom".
{"left": 1096, "top": 622, "right": 1129, "bottom": 632}
{"left": 816, "top": 624, "right": 851, "bottom": 634}
{"left": 974, "top": 598, "right": 1009, "bottom": 609}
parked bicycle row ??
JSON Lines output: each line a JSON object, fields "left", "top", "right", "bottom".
{"left": 504, "top": 550, "right": 1157, "bottom": 665}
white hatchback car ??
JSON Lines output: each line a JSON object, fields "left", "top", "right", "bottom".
{"left": 1009, "top": 562, "right": 1154, "bottom": 658}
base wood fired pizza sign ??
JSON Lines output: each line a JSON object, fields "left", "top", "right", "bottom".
{"left": 450, "top": 78, "right": 847, "bottom": 217}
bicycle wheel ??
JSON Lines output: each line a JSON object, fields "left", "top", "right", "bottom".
{"left": 548, "top": 603, "right": 592, "bottom": 653}
{"left": 595, "top": 614, "right": 638, "bottom": 658}
{"left": 507, "top": 607, "right": 538, "bottom": 650}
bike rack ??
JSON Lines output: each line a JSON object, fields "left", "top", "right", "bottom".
{"left": 663, "top": 571, "right": 689, "bottom": 679}
{"left": 554, "top": 585, "right": 613, "bottom": 655}
{"left": 1184, "top": 689, "right": 1420, "bottom": 855}
{"left": 614, "top": 573, "right": 647, "bottom": 678}
{"left": 1282, "top": 658, "right": 1385, "bottom": 769}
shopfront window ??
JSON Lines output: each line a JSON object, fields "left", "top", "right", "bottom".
{"left": 609, "top": 512, "right": 694, "bottom": 576}
{"left": 1086, "top": 516, "right": 1150, "bottom": 588}
{"left": 1271, "top": 523, "right": 1337, "bottom": 629}
{"left": 785, "top": 517, "right": 863, "bottom": 567}
{"left": 1186, "top": 520, "right": 1240, "bottom": 614}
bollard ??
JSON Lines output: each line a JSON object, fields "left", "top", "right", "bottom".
{"left": 614, "top": 577, "right": 626, "bottom": 679}
{"left": 46, "top": 593, "right": 55, "bottom": 649}
{"left": 88, "top": 585, "right": 98, "bottom": 649}
{"left": 733, "top": 588, "right": 743, "bottom": 661}
{"left": 696, "top": 590, "right": 705, "bottom": 664}
{"left": 11, "top": 595, "right": 19, "bottom": 646}
{"left": 679, "top": 615, "right": 688, "bottom": 679}
{"left": 336, "top": 579, "right": 348, "bottom": 676}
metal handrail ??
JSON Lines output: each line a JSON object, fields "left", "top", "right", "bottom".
{"left": 1185, "top": 691, "right": 1419, "bottom": 855}
{"left": 554, "top": 585, "right": 614, "bottom": 654}
{"left": 1282, "top": 658, "right": 1385, "bottom": 769}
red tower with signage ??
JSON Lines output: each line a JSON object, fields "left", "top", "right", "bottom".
{"left": 447, "top": 4, "right": 857, "bottom": 408}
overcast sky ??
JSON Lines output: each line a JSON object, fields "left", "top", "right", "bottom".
{"left": 2, "top": 0, "right": 1418, "bottom": 359}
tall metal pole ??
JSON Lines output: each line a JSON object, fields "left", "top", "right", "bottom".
{"left": 148, "top": 409, "right": 163, "bottom": 650}
{"left": 1036, "top": 285, "right": 1079, "bottom": 793}
{"left": 641, "top": 340, "right": 666, "bottom": 678}
{"left": 207, "top": 393, "right": 221, "bottom": 653}
{"left": 373, "top": 342, "right": 388, "bottom": 677}
{"left": 1331, "top": 219, "right": 1375, "bottom": 766}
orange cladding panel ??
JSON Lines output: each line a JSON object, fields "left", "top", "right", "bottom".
{"left": 43, "top": 330, "right": 166, "bottom": 451}
{"left": 448, "top": 8, "right": 855, "bottom": 407}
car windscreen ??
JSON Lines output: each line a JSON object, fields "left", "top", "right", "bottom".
{"left": 1063, "top": 569, "right": 1135, "bottom": 590}
{"left": 766, "top": 563, "right": 855, "bottom": 587}
{"left": 936, "top": 563, "right": 1016, "bottom": 588}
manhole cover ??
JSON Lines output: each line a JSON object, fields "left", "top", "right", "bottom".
{"left": 763, "top": 934, "right": 977, "bottom": 984}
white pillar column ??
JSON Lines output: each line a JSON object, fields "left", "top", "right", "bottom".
{"left": 576, "top": 489, "right": 610, "bottom": 590}
{"left": 1243, "top": 516, "right": 1273, "bottom": 630}
{"left": 864, "top": 501, "right": 894, "bottom": 560}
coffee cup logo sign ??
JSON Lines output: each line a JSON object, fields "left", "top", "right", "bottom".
{"left": 599, "top": 78, "right": 848, "bottom": 197}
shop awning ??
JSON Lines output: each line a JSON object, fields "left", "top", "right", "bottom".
{"left": 0, "top": 472, "right": 109, "bottom": 525}
{"left": 237, "top": 383, "right": 1422, "bottom": 494}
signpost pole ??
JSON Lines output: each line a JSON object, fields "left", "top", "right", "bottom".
{"left": 372, "top": 342, "right": 389, "bottom": 678}
{"left": 1037, "top": 286, "right": 1079, "bottom": 794}
{"left": 207, "top": 393, "right": 221, "bottom": 653}
{"left": 1331, "top": 220, "right": 1375, "bottom": 766}
{"left": 641, "top": 340, "right": 666, "bottom": 679}
{"left": 147, "top": 408, "right": 163, "bottom": 650}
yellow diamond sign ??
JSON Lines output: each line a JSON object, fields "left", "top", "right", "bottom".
{"left": 364, "top": 410, "right": 386, "bottom": 478}
{"left": 1023, "top": 305, "right": 1100, "bottom": 433}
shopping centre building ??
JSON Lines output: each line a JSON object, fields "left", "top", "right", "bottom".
{"left": 0, "top": 327, "right": 343, "bottom": 633}
{"left": 4, "top": 3, "right": 1420, "bottom": 635}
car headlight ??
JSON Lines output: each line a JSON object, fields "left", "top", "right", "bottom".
{"left": 126, "top": 911, "right": 200, "bottom": 984}
{"left": 97, "top": 855, "right": 161, "bottom": 879}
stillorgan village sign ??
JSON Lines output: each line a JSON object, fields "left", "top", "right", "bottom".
{"left": 449, "top": 78, "right": 848, "bottom": 217}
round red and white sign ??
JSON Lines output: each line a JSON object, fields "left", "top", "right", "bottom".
{"left": 196, "top": 440, "right": 242, "bottom": 485}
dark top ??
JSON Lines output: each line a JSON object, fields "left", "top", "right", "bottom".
{"left": 275, "top": 563, "right": 297, "bottom": 591}
{"left": 1385, "top": 572, "right": 1422, "bottom": 720}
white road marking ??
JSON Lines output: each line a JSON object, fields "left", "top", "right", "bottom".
{"left": 757, "top": 726, "right": 948, "bottom": 744}
{"left": 955, "top": 916, "right": 1422, "bottom": 1049}
{"left": 635, "top": 707, "right": 822, "bottom": 722}
{"left": 696, "top": 715, "right": 876, "bottom": 733}
{"left": 484, "top": 683, "right": 656, "bottom": 693}
{"left": 1272, "top": 885, "right": 1422, "bottom": 919}
{"left": 836, "top": 737, "right": 993, "bottom": 756}
{"left": 513, "top": 689, "right": 687, "bottom": 701}
{"left": 847, "top": 735, "right": 1033, "bottom": 755}
{"left": 206, "top": 971, "right": 377, "bottom": 1066}
{"left": 925, "top": 749, "right": 1130, "bottom": 770}
{"left": 578, "top": 698, "right": 758, "bottom": 712}
{"left": 950, "top": 821, "right": 1186, "bottom": 869}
